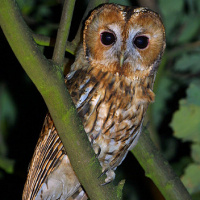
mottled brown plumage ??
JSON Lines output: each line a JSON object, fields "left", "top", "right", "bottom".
{"left": 23, "top": 3, "right": 165, "bottom": 200}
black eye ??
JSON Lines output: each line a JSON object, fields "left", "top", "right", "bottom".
{"left": 100, "top": 32, "right": 116, "bottom": 46}
{"left": 133, "top": 36, "right": 149, "bottom": 49}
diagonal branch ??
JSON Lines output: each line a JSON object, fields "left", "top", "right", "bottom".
{"left": 0, "top": 0, "right": 122, "bottom": 199}
{"left": 132, "top": 130, "right": 192, "bottom": 200}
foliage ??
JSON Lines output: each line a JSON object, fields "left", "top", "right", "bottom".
{"left": 0, "top": 85, "right": 16, "bottom": 175}
{"left": 0, "top": 0, "right": 200, "bottom": 199}
{"left": 171, "top": 82, "right": 200, "bottom": 197}
{"left": 153, "top": 0, "right": 200, "bottom": 199}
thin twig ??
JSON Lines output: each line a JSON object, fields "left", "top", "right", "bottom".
{"left": 33, "top": 0, "right": 109, "bottom": 56}
{"left": 52, "top": 0, "right": 76, "bottom": 65}
{"left": 33, "top": 33, "right": 76, "bottom": 55}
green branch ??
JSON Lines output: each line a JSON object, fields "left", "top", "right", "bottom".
{"left": 132, "top": 130, "right": 192, "bottom": 200}
{"left": 33, "top": 0, "right": 110, "bottom": 56}
{"left": 52, "top": 0, "right": 76, "bottom": 65}
{"left": 0, "top": 0, "right": 122, "bottom": 199}
{"left": 33, "top": 33, "right": 76, "bottom": 55}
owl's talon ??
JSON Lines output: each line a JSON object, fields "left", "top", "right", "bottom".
{"left": 98, "top": 169, "right": 107, "bottom": 179}
{"left": 95, "top": 148, "right": 101, "bottom": 158}
{"left": 98, "top": 169, "right": 116, "bottom": 185}
{"left": 92, "top": 143, "right": 101, "bottom": 158}
{"left": 100, "top": 180, "right": 111, "bottom": 186}
{"left": 99, "top": 170, "right": 112, "bottom": 186}
{"left": 105, "top": 170, "right": 115, "bottom": 183}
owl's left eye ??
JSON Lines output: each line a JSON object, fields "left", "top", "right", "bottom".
{"left": 100, "top": 32, "right": 116, "bottom": 46}
{"left": 133, "top": 36, "right": 149, "bottom": 49}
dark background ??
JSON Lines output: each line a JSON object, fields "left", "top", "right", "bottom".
{"left": 1, "top": 0, "right": 200, "bottom": 199}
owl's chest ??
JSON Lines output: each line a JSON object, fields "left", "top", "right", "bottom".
{"left": 82, "top": 86, "right": 143, "bottom": 142}
{"left": 66, "top": 69, "right": 150, "bottom": 168}
{"left": 80, "top": 84, "right": 145, "bottom": 165}
{"left": 67, "top": 69, "right": 143, "bottom": 136}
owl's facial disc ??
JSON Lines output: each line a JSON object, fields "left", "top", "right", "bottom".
{"left": 83, "top": 4, "right": 166, "bottom": 80}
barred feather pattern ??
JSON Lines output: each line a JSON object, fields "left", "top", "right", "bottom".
{"left": 22, "top": 115, "right": 84, "bottom": 200}
{"left": 66, "top": 63, "right": 155, "bottom": 181}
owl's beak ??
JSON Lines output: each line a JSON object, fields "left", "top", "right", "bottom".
{"left": 119, "top": 51, "right": 125, "bottom": 68}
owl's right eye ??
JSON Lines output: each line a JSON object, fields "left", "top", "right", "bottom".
{"left": 133, "top": 36, "right": 149, "bottom": 49}
{"left": 100, "top": 32, "right": 116, "bottom": 46}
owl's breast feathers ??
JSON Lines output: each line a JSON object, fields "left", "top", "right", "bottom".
{"left": 66, "top": 61, "right": 155, "bottom": 177}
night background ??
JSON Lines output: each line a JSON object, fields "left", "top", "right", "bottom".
{"left": 0, "top": 0, "right": 200, "bottom": 199}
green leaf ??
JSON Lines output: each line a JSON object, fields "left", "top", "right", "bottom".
{"left": 174, "top": 53, "right": 200, "bottom": 73}
{"left": 16, "top": 0, "right": 35, "bottom": 14}
{"left": 191, "top": 192, "right": 200, "bottom": 200}
{"left": 109, "top": 0, "right": 132, "bottom": 6}
{"left": 152, "top": 76, "right": 177, "bottom": 128}
{"left": 191, "top": 144, "right": 200, "bottom": 163}
{"left": 172, "top": 156, "right": 192, "bottom": 176}
{"left": 181, "top": 164, "right": 200, "bottom": 194}
{"left": 178, "top": 16, "right": 200, "bottom": 44}
{"left": 159, "top": 0, "right": 183, "bottom": 17}
{"left": 186, "top": 83, "right": 200, "bottom": 106}
{"left": 37, "top": 5, "right": 51, "bottom": 17}
{"left": 197, "top": 1, "right": 200, "bottom": 12}
{"left": 0, "top": 156, "right": 15, "bottom": 174}
{"left": 170, "top": 100, "right": 200, "bottom": 142}
{"left": 0, "top": 85, "right": 17, "bottom": 156}
{"left": 159, "top": 0, "right": 184, "bottom": 41}
{"left": 172, "top": 82, "right": 200, "bottom": 196}
{"left": 0, "top": 85, "right": 17, "bottom": 128}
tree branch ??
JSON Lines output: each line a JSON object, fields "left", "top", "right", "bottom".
{"left": 0, "top": 0, "right": 122, "bottom": 199}
{"left": 132, "top": 130, "right": 192, "bottom": 200}
{"left": 33, "top": 0, "right": 110, "bottom": 56}
{"left": 32, "top": 33, "right": 76, "bottom": 55}
{"left": 52, "top": 0, "right": 76, "bottom": 65}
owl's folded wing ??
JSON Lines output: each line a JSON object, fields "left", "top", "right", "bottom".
{"left": 22, "top": 114, "right": 81, "bottom": 200}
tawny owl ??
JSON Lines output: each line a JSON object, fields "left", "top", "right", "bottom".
{"left": 23, "top": 3, "right": 166, "bottom": 200}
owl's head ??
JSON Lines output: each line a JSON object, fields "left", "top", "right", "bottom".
{"left": 83, "top": 4, "right": 166, "bottom": 80}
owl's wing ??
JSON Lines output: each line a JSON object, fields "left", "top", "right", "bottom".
{"left": 22, "top": 114, "right": 81, "bottom": 200}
